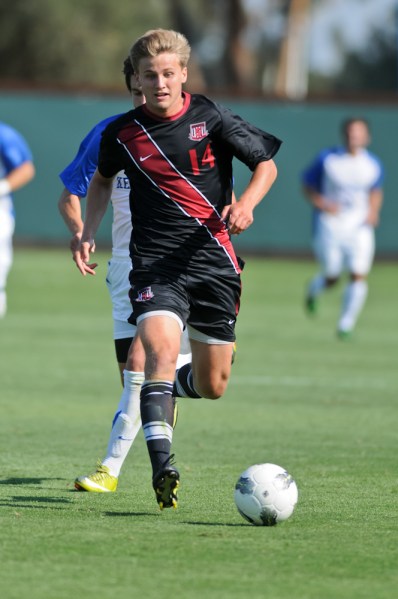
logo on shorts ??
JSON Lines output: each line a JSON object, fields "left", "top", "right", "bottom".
{"left": 136, "top": 286, "right": 154, "bottom": 302}
{"left": 189, "top": 122, "right": 208, "bottom": 141}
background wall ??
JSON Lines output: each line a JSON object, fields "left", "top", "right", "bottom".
{"left": 1, "top": 91, "right": 396, "bottom": 256}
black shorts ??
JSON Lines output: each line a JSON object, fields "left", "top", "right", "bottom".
{"left": 128, "top": 267, "right": 241, "bottom": 342}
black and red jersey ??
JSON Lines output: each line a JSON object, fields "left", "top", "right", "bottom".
{"left": 98, "top": 92, "right": 281, "bottom": 275}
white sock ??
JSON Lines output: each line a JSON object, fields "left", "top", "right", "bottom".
{"left": 102, "top": 370, "right": 144, "bottom": 477}
{"left": 307, "top": 273, "right": 325, "bottom": 298}
{"left": 338, "top": 281, "right": 368, "bottom": 332}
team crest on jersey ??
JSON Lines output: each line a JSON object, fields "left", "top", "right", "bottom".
{"left": 136, "top": 286, "right": 154, "bottom": 302}
{"left": 189, "top": 122, "right": 208, "bottom": 141}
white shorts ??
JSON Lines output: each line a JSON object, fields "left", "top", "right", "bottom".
{"left": 106, "top": 257, "right": 136, "bottom": 340}
{"left": 105, "top": 257, "right": 192, "bottom": 367}
{"left": 313, "top": 223, "right": 375, "bottom": 278}
{"left": 177, "top": 331, "right": 192, "bottom": 368}
{"left": 0, "top": 207, "right": 15, "bottom": 288}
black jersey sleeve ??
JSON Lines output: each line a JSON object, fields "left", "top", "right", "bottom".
{"left": 213, "top": 102, "right": 282, "bottom": 171}
{"left": 97, "top": 116, "right": 128, "bottom": 178}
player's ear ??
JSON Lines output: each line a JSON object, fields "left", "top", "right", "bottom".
{"left": 181, "top": 67, "right": 188, "bottom": 84}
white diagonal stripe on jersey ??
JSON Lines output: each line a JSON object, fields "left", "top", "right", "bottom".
{"left": 143, "top": 421, "right": 173, "bottom": 443}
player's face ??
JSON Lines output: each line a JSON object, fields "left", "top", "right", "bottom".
{"left": 137, "top": 52, "right": 187, "bottom": 118}
{"left": 345, "top": 121, "right": 370, "bottom": 153}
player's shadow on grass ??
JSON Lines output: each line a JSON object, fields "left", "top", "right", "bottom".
{"left": 103, "top": 511, "right": 158, "bottom": 518}
{"left": 183, "top": 521, "right": 249, "bottom": 527}
{"left": 11, "top": 495, "right": 71, "bottom": 504}
{"left": 0, "top": 495, "right": 72, "bottom": 510}
{"left": 0, "top": 502, "right": 68, "bottom": 510}
{"left": 0, "top": 477, "right": 65, "bottom": 486}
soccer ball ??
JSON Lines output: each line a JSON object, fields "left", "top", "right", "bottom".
{"left": 234, "top": 463, "right": 298, "bottom": 526}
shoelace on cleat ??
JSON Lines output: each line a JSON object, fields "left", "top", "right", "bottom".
{"left": 161, "top": 453, "right": 176, "bottom": 468}
{"left": 91, "top": 471, "right": 111, "bottom": 482}
{"left": 88, "top": 463, "right": 113, "bottom": 482}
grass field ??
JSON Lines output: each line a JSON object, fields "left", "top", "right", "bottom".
{"left": 0, "top": 248, "right": 397, "bottom": 599}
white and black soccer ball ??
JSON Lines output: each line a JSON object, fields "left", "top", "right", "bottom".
{"left": 234, "top": 463, "right": 298, "bottom": 526}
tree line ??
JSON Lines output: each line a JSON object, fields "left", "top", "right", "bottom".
{"left": 0, "top": 0, "right": 396, "bottom": 98}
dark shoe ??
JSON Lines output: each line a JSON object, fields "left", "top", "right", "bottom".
{"left": 337, "top": 329, "right": 352, "bottom": 340}
{"left": 305, "top": 296, "right": 317, "bottom": 315}
{"left": 152, "top": 456, "right": 180, "bottom": 510}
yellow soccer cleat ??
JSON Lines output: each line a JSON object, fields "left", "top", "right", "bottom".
{"left": 74, "top": 463, "right": 118, "bottom": 493}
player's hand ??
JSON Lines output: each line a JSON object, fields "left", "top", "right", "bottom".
{"left": 75, "top": 238, "right": 98, "bottom": 276}
{"left": 310, "top": 192, "right": 339, "bottom": 215}
{"left": 365, "top": 210, "right": 379, "bottom": 227}
{"left": 320, "top": 199, "right": 339, "bottom": 214}
{"left": 70, "top": 233, "right": 97, "bottom": 269}
{"left": 221, "top": 202, "right": 254, "bottom": 235}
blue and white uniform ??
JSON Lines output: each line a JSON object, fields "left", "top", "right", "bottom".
{"left": 60, "top": 114, "right": 137, "bottom": 340}
{"left": 0, "top": 122, "right": 33, "bottom": 302}
{"left": 60, "top": 116, "right": 191, "bottom": 360}
{"left": 302, "top": 147, "right": 384, "bottom": 276}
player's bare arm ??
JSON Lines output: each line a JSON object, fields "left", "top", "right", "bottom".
{"left": 77, "top": 169, "right": 114, "bottom": 276}
{"left": 222, "top": 159, "right": 277, "bottom": 235}
{"left": 3, "top": 160, "right": 35, "bottom": 192}
{"left": 58, "top": 187, "right": 97, "bottom": 262}
{"left": 366, "top": 188, "right": 383, "bottom": 227}
{"left": 303, "top": 185, "right": 339, "bottom": 214}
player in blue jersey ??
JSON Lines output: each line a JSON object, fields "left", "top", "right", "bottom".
{"left": 59, "top": 59, "right": 145, "bottom": 386}
{"left": 77, "top": 29, "right": 281, "bottom": 509}
{"left": 59, "top": 58, "right": 191, "bottom": 493}
{"left": 0, "top": 122, "right": 35, "bottom": 317}
{"left": 302, "top": 117, "right": 384, "bottom": 338}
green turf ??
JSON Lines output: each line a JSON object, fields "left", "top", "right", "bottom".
{"left": 0, "top": 248, "right": 397, "bottom": 599}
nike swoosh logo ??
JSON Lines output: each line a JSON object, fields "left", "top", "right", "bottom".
{"left": 139, "top": 154, "right": 152, "bottom": 162}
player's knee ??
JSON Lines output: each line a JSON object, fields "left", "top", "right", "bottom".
{"left": 196, "top": 374, "right": 229, "bottom": 400}
{"left": 141, "top": 346, "right": 179, "bottom": 378}
{"left": 125, "top": 339, "right": 146, "bottom": 372}
{"left": 127, "top": 354, "right": 145, "bottom": 372}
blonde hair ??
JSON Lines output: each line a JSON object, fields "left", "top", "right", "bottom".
{"left": 130, "top": 29, "right": 191, "bottom": 72}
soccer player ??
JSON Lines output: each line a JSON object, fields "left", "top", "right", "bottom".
{"left": 302, "top": 117, "right": 384, "bottom": 338}
{"left": 58, "top": 58, "right": 191, "bottom": 493}
{"left": 77, "top": 29, "right": 281, "bottom": 509}
{"left": 0, "top": 122, "right": 35, "bottom": 317}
